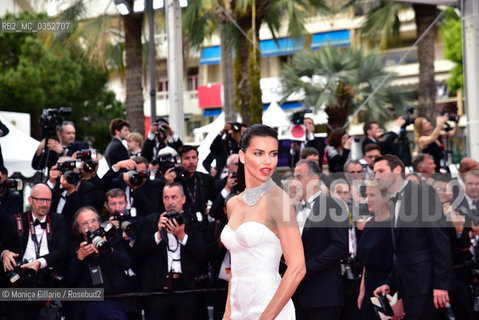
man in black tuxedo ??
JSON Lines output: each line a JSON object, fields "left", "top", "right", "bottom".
{"left": 203, "top": 122, "right": 244, "bottom": 179}
{"left": 32, "top": 120, "right": 89, "bottom": 171}
{"left": 362, "top": 118, "right": 405, "bottom": 155}
{"left": 293, "top": 159, "right": 349, "bottom": 320}
{"left": 108, "top": 156, "right": 163, "bottom": 215}
{"left": 373, "top": 155, "right": 453, "bottom": 320}
{"left": 165, "top": 145, "right": 219, "bottom": 219}
{"left": 1, "top": 183, "right": 67, "bottom": 319}
{"left": 104, "top": 118, "right": 131, "bottom": 168}
{"left": 134, "top": 183, "right": 204, "bottom": 320}
{"left": 68, "top": 207, "right": 132, "bottom": 320}
{"left": 0, "top": 119, "right": 9, "bottom": 168}
{"left": 289, "top": 117, "right": 326, "bottom": 170}
{"left": 47, "top": 159, "right": 101, "bottom": 239}
{"left": 141, "top": 118, "right": 183, "bottom": 163}
{"left": 0, "top": 166, "right": 23, "bottom": 231}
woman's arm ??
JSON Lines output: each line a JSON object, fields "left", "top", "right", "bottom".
{"left": 222, "top": 197, "right": 235, "bottom": 320}
{"left": 223, "top": 272, "right": 232, "bottom": 320}
{"left": 418, "top": 114, "right": 448, "bottom": 150}
{"left": 260, "top": 203, "right": 306, "bottom": 320}
{"left": 358, "top": 267, "right": 366, "bottom": 310}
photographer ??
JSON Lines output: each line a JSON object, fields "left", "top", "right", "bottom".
{"left": 289, "top": 117, "right": 326, "bottom": 169}
{"left": 0, "top": 166, "right": 23, "bottom": 230}
{"left": 414, "top": 114, "right": 458, "bottom": 172}
{"left": 109, "top": 156, "right": 163, "bottom": 216}
{"left": 48, "top": 157, "right": 101, "bottom": 239}
{"left": 104, "top": 118, "right": 131, "bottom": 168}
{"left": 326, "top": 128, "right": 354, "bottom": 173}
{"left": 68, "top": 207, "right": 132, "bottom": 320}
{"left": 141, "top": 118, "right": 183, "bottom": 163}
{"left": 0, "top": 119, "right": 9, "bottom": 168}
{"left": 134, "top": 183, "right": 204, "bottom": 320}
{"left": 203, "top": 122, "right": 245, "bottom": 179}
{"left": 1, "top": 184, "right": 67, "bottom": 319}
{"left": 32, "top": 120, "right": 89, "bottom": 171}
{"left": 362, "top": 118, "right": 405, "bottom": 155}
{"left": 165, "top": 146, "right": 219, "bottom": 220}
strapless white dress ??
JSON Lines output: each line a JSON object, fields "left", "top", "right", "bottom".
{"left": 221, "top": 221, "right": 295, "bottom": 320}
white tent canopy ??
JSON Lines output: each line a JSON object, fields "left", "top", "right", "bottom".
{"left": 262, "top": 101, "right": 290, "bottom": 128}
{"left": 196, "top": 112, "right": 226, "bottom": 173}
{"left": 0, "top": 114, "right": 40, "bottom": 178}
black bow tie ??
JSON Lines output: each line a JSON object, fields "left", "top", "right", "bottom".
{"left": 298, "top": 201, "right": 311, "bottom": 211}
{"left": 34, "top": 219, "right": 47, "bottom": 229}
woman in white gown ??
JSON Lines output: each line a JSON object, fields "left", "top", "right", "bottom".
{"left": 221, "top": 124, "right": 306, "bottom": 320}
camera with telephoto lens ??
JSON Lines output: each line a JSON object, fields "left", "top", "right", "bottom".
{"left": 56, "top": 160, "right": 82, "bottom": 185}
{"left": 112, "top": 208, "right": 137, "bottom": 237}
{"left": 165, "top": 210, "right": 185, "bottom": 226}
{"left": 56, "top": 160, "right": 80, "bottom": 173}
{"left": 39, "top": 107, "right": 72, "bottom": 140}
{"left": 38, "top": 267, "right": 65, "bottom": 287}
{"left": 75, "top": 149, "right": 98, "bottom": 173}
{"left": 6, "top": 258, "right": 36, "bottom": 286}
{"left": 86, "top": 222, "right": 117, "bottom": 255}
{"left": 126, "top": 170, "right": 151, "bottom": 187}
{"left": 0, "top": 178, "right": 23, "bottom": 193}
{"left": 402, "top": 106, "right": 416, "bottom": 128}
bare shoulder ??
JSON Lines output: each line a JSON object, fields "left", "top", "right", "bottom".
{"left": 226, "top": 194, "right": 240, "bottom": 219}
{"left": 265, "top": 185, "right": 296, "bottom": 226}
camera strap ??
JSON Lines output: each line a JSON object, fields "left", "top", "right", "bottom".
{"left": 28, "top": 212, "right": 52, "bottom": 259}
{"left": 185, "top": 175, "right": 198, "bottom": 205}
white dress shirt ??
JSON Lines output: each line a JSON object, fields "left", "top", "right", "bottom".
{"left": 297, "top": 191, "right": 322, "bottom": 235}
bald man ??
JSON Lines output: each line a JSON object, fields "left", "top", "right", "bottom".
{"left": 0, "top": 183, "right": 67, "bottom": 319}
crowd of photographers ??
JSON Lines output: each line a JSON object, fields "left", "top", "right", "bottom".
{"left": 0, "top": 106, "right": 475, "bottom": 320}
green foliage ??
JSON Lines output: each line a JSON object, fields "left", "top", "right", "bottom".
{"left": 440, "top": 9, "right": 463, "bottom": 93}
{"left": 280, "top": 44, "right": 409, "bottom": 127}
{"left": 0, "top": 12, "right": 124, "bottom": 151}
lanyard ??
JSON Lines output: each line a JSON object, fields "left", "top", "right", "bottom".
{"left": 185, "top": 175, "right": 198, "bottom": 205}
{"left": 28, "top": 212, "right": 52, "bottom": 259}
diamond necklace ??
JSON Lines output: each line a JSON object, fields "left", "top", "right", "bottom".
{"left": 243, "top": 178, "right": 276, "bottom": 206}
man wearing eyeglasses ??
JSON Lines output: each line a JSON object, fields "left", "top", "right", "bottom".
{"left": 0, "top": 183, "right": 67, "bottom": 319}
{"left": 363, "top": 144, "right": 381, "bottom": 181}
{"left": 68, "top": 206, "right": 133, "bottom": 320}
{"left": 31, "top": 121, "right": 89, "bottom": 171}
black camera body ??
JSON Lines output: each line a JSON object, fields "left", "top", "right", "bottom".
{"left": 37, "top": 267, "right": 65, "bottom": 287}
{"left": 0, "top": 178, "right": 23, "bottom": 193}
{"left": 155, "top": 153, "right": 177, "bottom": 174}
{"left": 165, "top": 210, "right": 185, "bottom": 226}
{"left": 75, "top": 149, "right": 98, "bottom": 173}
{"left": 112, "top": 208, "right": 137, "bottom": 237}
{"left": 57, "top": 160, "right": 79, "bottom": 173}
{"left": 127, "top": 170, "right": 150, "bottom": 187}
{"left": 6, "top": 258, "right": 36, "bottom": 286}
{"left": 85, "top": 222, "right": 117, "bottom": 255}
{"left": 401, "top": 106, "right": 416, "bottom": 128}
{"left": 40, "top": 107, "right": 71, "bottom": 140}
{"left": 440, "top": 110, "right": 460, "bottom": 123}
{"left": 291, "top": 109, "right": 312, "bottom": 125}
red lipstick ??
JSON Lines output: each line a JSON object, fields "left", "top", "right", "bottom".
{"left": 260, "top": 167, "right": 272, "bottom": 175}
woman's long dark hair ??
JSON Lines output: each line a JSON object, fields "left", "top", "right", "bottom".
{"left": 236, "top": 124, "right": 278, "bottom": 192}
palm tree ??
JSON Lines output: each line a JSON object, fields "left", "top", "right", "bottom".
{"left": 280, "top": 44, "right": 409, "bottom": 128}
{"left": 184, "top": 0, "right": 331, "bottom": 124}
{"left": 359, "top": 1, "right": 439, "bottom": 123}
{"left": 45, "top": 0, "right": 145, "bottom": 135}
